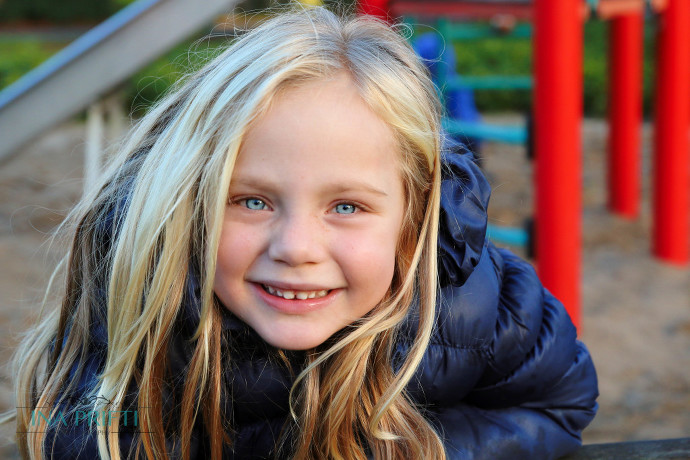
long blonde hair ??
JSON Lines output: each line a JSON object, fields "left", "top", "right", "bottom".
{"left": 11, "top": 5, "right": 444, "bottom": 459}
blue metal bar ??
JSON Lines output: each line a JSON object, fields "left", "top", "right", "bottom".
{"left": 442, "top": 118, "right": 528, "bottom": 144}
{"left": 486, "top": 223, "right": 529, "bottom": 247}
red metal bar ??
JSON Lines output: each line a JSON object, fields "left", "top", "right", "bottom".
{"left": 653, "top": 0, "right": 690, "bottom": 265}
{"left": 608, "top": 11, "right": 643, "bottom": 219}
{"left": 357, "top": 0, "right": 391, "bottom": 19}
{"left": 650, "top": 0, "right": 670, "bottom": 13}
{"left": 390, "top": 1, "right": 533, "bottom": 20}
{"left": 533, "top": 0, "right": 584, "bottom": 329}
{"left": 596, "top": 0, "right": 645, "bottom": 19}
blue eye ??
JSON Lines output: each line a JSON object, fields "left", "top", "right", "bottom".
{"left": 243, "top": 198, "right": 267, "bottom": 210}
{"left": 334, "top": 203, "right": 357, "bottom": 214}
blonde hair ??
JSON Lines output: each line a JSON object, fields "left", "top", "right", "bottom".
{"left": 11, "top": 5, "right": 444, "bottom": 459}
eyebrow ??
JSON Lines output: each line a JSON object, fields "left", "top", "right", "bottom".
{"left": 230, "top": 177, "right": 388, "bottom": 197}
{"left": 324, "top": 183, "right": 389, "bottom": 197}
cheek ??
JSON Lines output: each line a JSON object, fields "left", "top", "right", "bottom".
{"left": 338, "top": 227, "right": 399, "bottom": 300}
{"left": 215, "top": 222, "right": 257, "bottom": 289}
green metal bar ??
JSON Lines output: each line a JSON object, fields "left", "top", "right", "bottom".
{"left": 447, "top": 75, "right": 533, "bottom": 90}
{"left": 441, "top": 22, "right": 533, "bottom": 41}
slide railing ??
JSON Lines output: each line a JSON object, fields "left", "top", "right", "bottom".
{"left": 0, "top": 0, "right": 241, "bottom": 163}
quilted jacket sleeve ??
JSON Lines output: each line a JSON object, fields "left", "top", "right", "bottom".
{"left": 432, "top": 146, "right": 598, "bottom": 459}
{"left": 436, "top": 244, "right": 598, "bottom": 460}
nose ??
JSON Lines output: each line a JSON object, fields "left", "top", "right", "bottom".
{"left": 268, "top": 212, "right": 326, "bottom": 267}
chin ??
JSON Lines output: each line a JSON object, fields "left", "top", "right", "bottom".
{"left": 261, "top": 330, "right": 329, "bottom": 351}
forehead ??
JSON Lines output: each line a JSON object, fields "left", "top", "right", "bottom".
{"left": 234, "top": 74, "right": 401, "bottom": 187}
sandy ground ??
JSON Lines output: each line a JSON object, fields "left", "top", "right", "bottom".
{"left": 0, "top": 115, "right": 688, "bottom": 457}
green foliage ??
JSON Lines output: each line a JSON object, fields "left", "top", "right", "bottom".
{"left": 452, "top": 33, "right": 533, "bottom": 114}
{"left": 582, "top": 19, "right": 656, "bottom": 118}
{"left": 0, "top": 39, "right": 63, "bottom": 89}
{"left": 0, "top": 16, "right": 660, "bottom": 118}
{"left": 126, "top": 38, "right": 228, "bottom": 117}
{"left": 111, "top": 0, "right": 138, "bottom": 8}
{"left": 0, "top": 0, "right": 117, "bottom": 23}
{"left": 641, "top": 20, "right": 658, "bottom": 121}
{"left": 583, "top": 20, "right": 609, "bottom": 117}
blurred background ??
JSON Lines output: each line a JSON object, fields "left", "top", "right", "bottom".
{"left": 0, "top": 0, "right": 659, "bottom": 121}
{"left": 0, "top": 0, "right": 688, "bottom": 457}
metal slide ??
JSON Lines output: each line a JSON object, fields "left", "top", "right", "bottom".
{"left": 0, "top": 0, "right": 241, "bottom": 163}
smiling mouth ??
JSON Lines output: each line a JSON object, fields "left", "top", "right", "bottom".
{"left": 261, "top": 284, "right": 331, "bottom": 300}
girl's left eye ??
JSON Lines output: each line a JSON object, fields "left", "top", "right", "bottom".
{"left": 334, "top": 203, "right": 358, "bottom": 214}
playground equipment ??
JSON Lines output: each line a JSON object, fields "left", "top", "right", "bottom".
{"left": 608, "top": 5, "right": 642, "bottom": 220}
{"left": 532, "top": 0, "right": 583, "bottom": 327}
{"left": 407, "top": 9, "right": 537, "bottom": 281}
{"left": 0, "top": 0, "right": 686, "bottom": 330}
{"left": 411, "top": 22, "right": 532, "bottom": 159}
{"left": 411, "top": 30, "right": 483, "bottom": 154}
{"left": 409, "top": 11, "right": 541, "bottom": 287}
{"left": 443, "top": 118, "right": 527, "bottom": 144}
{"left": 427, "top": 19, "right": 532, "bottom": 143}
{"left": 0, "top": 0, "right": 242, "bottom": 181}
{"left": 363, "top": 0, "right": 533, "bottom": 20}
{"left": 411, "top": 27, "right": 533, "bottom": 251}
{"left": 358, "top": 0, "right": 690, "bottom": 330}
{"left": 652, "top": 0, "right": 690, "bottom": 265}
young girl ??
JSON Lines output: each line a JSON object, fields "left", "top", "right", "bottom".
{"left": 11, "top": 6, "right": 598, "bottom": 459}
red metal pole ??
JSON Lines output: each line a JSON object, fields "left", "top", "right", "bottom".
{"left": 609, "top": 12, "right": 643, "bottom": 219}
{"left": 653, "top": 0, "right": 690, "bottom": 265}
{"left": 357, "top": 0, "right": 390, "bottom": 19}
{"left": 533, "top": 0, "right": 584, "bottom": 329}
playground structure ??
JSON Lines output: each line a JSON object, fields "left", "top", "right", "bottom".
{"left": 0, "top": 2, "right": 687, "bottom": 456}
{"left": 0, "top": 0, "right": 687, "bottom": 330}
{"left": 408, "top": 18, "right": 534, "bottom": 251}
{"left": 358, "top": 0, "right": 690, "bottom": 330}
{"left": 0, "top": 0, "right": 243, "bottom": 182}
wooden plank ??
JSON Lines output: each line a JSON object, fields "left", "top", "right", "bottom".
{"left": 561, "top": 438, "right": 690, "bottom": 459}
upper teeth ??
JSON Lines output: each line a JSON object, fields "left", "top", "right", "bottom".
{"left": 263, "top": 284, "right": 329, "bottom": 300}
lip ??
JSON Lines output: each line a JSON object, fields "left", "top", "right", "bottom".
{"left": 250, "top": 282, "right": 340, "bottom": 314}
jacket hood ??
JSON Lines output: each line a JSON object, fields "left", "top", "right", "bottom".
{"left": 438, "top": 136, "right": 491, "bottom": 288}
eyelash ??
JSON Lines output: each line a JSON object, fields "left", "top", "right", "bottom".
{"left": 232, "top": 197, "right": 364, "bottom": 214}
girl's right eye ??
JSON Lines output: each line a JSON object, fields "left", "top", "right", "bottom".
{"left": 240, "top": 198, "right": 268, "bottom": 211}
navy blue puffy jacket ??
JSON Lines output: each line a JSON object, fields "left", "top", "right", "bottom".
{"left": 43, "top": 147, "right": 598, "bottom": 459}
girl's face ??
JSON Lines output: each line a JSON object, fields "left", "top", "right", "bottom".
{"left": 214, "top": 73, "right": 406, "bottom": 350}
